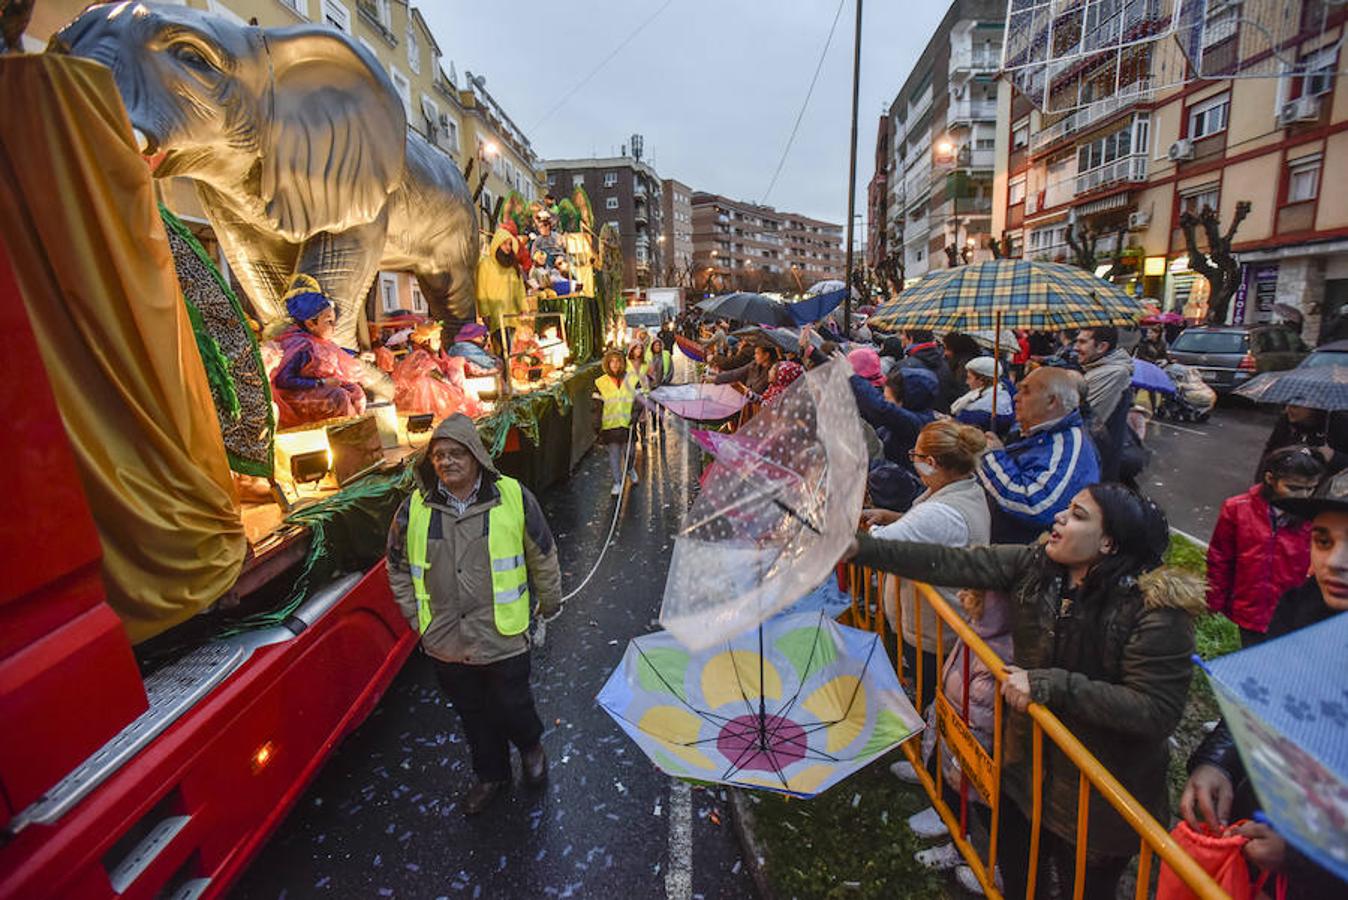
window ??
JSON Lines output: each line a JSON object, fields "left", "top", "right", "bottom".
{"left": 547, "top": 175, "right": 556, "bottom": 187}
{"left": 1293, "top": 48, "right": 1339, "bottom": 99}
{"left": 606, "top": 220, "right": 619, "bottom": 234}
{"left": 976, "top": 137, "right": 995, "bottom": 150}
{"left": 375, "top": 0, "right": 391, "bottom": 28}
{"left": 438, "top": 112, "right": 460, "bottom": 152}
{"left": 389, "top": 66, "right": 411, "bottom": 118}
{"left": 572, "top": 174, "right": 585, "bottom": 188}
{"left": 1179, "top": 183, "right": 1220, "bottom": 216}
{"left": 407, "top": 26, "right": 421, "bottom": 74}
{"left": 1288, "top": 156, "right": 1321, "bottom": 203}
{"left": 410, "top": 282, "right": 426, "bottom": 314}
{"left": 276, "top": 0, "right": 307, "bottom": 18}
{"left": 605, "top": 197, "right": 619, "bottom": 210}
{"left": 1012, "top": 122, "right": 1029, "bottom": 150}
{"left": 1188, "top": 94, "right": 1230, "bottom": 139}
{"left": 1008, "top": 176, "right": 1027, "bottom": 206}
{"left": 1132, "top": 113, "right": 1150, "bottom": 156}
{"left": 603, "top": 172, "right": 618, "bottom": 187}
{"left": 378, "top": 272, "right": 399, "bottom": 313}
{"left": 322, "top": 0, "right": 350, "bottom": 33}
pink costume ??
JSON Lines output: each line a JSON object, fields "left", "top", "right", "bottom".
{"left": 392, "top": 347, "right": 482, "bottom": 421}
{"left": 271, "top": 326, "right": 366, "bottom": 428}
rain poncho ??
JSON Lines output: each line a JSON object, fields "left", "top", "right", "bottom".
{"left": 271, "top": 326, "right": 366, "bottom": 427}
{"left": 392, "top": 347, "right": 482, "bottom": 421}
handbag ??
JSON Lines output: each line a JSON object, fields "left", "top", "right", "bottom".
{"left": 1156, "top": 819, "right": 1279, "bottom": 900}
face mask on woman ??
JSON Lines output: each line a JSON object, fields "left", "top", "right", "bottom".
{"left": 914, "top": 460, "right": 937, "bottom": 478}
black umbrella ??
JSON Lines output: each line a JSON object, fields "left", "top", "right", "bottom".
{"left": 699, "top": 292, "right": 795, "bottom": 327}
{"left": 1234, "top": 365, "right": 1348, "bottom": 410}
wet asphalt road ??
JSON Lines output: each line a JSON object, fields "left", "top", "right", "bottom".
{"left": 232, "top": 429, "right": 755, "bottom": 900}
{"left": 1139, "top": 397, "right": 1279, "bottom": 541}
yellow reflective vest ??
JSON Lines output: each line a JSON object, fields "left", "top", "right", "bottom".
{"left": 596, "top": 372, "right": 637, "bottom": 430}
{"left": 405, "top": 477, "right": 530, "bottom": 637}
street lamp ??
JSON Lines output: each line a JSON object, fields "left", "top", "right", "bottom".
{"left": 935, "top": 138, "right": 955, "bottom": 161}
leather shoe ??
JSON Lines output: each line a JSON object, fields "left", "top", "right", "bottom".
{"left": 462, "top": 780, "right": 507, "bottom": 815}
{"left": 522, "top": 744, "right": 548, "bottom": 786}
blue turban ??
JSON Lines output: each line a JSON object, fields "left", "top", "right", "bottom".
{"left": 285, "top": 290, "right": 332, "bottom": 323}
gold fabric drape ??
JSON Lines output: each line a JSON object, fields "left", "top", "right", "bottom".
{"left": 0, "top": 55, "right": 246, "bottom": 644}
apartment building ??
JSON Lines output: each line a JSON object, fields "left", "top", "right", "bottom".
{"left": 690, "top": 193, "right": 843, "bottom": 292}
{"left": 661, "top": 178, "right": 696, "bottom": 286}
{"left": 543, "top": 154, "right": 664, "bottom": 289}
{"left": 866, "top": 113, "right": 892, "bottom": 269}
{"left": 31, "top": 0, "right": 545, "bottom": 325}
{"left": 992, "top": 1, "right": 1348, "bottom": 340}
{"left": 883, "top": 0, "right": 1006, "bottom": 282}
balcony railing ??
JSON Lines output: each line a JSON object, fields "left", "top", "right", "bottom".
{"left": 946, "top": 100, "right": 999, "bottom": 123}
{"left": 1074, "top": 153, "right": 1147, "bottom": 195}
{"left": 1029, "top": 80, "right": 1153, "bottom": 153}
{"left": 950, "top": 51, "right": 1001, "bottom": 72}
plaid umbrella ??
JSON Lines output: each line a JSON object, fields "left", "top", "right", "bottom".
{"left": 1234, "top": 365, "right": 1348, "bottom": 410}
{"left": 869, "top": 259, "right": 1145, "bottom": 332}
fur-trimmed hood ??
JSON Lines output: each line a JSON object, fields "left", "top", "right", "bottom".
{"left": 1138, "top": 565, "right": 1207, "bottom": 616}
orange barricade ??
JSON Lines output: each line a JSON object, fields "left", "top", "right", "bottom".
{"left": 841, "top": 564, "right": 1229, "bottom": 900}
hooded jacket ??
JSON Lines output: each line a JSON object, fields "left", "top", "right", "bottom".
{"left": 1081, "top": 347, "right": 1134, "bottom": 425}
{"left": 899, "top": 342, "right": 957, "bottom": 412}
{"left": 854, "top": 535, "right": 1206, "bottom": 859}
{"left": 386, "top": 416, "right": 561, "bottom": 665}
{"left": 848, "top": 367, "right": 938, "bottom": 466}
{"left": 1205, "top": 484, "right": 1313, "bottom": 633}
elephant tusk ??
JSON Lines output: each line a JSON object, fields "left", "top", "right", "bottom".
{"left": 132, "top": 127, "right": 150, "bottom": 154}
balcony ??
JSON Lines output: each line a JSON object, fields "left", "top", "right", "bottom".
{"left": 1029, "top": 81, "right": 1153, "bottom": 154}
{"left": 950, "top": 50, "right": 1001, "bottom": 75}
{"left": 1074, "top": 153, "right": 1147, "bottom": 196}
{"left": 946, "top": 100, "right": 999, "bottom": 124}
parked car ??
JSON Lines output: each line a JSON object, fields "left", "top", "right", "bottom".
{"left": 1298, "top": 338, "right": 1348, "bottom": 368}
{"left": 1166, "top": 324, "right": 1308, "bottom": 392}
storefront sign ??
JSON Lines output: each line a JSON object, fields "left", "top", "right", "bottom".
{"left": 1235, "top": 264, "right": 1279, "bottom": 324}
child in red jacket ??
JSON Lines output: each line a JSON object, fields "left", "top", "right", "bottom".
{"left": 1206, "top": 446, "right": 1323, "bottom": 645}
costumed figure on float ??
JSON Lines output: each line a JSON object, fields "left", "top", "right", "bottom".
{"left": 392, "top": 321, "right": 483, "bottom": 421}
{"left": 270, "top": 276, "right": 367, "bottom": 427}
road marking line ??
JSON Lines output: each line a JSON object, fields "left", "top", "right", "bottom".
{"left": 1153, "top": 420, "right": 1208, "bottom": 437}
{"left": 1170, "top": 527, "right": 1210, "bottom": 551}
{"left": 665, "top": 778, "right": 693, "bottom": 900}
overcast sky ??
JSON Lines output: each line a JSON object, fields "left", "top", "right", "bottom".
{"left": 423, "top": 0, "right": 948, "bottom": 237}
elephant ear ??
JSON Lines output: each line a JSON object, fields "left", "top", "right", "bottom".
{"left": 260, "top": 26, "right": 406, "bottom": 239}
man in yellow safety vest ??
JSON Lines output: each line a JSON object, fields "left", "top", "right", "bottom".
{"left": 387, "top": 414, "right": 561, "bottom": 814}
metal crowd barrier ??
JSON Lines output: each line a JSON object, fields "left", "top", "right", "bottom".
{"left": 841, "top": 564, "right": 1228, "bottom": 900}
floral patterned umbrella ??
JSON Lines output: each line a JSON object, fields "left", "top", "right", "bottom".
{"left": 596, "top": 611, "right": 922, "bottom": 797}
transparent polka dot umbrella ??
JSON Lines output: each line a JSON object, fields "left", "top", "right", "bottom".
{"left": 658, "top": 358, "right": 869, "bottom": 651}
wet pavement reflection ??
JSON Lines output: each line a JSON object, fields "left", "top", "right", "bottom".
{"left": 233, "top": 428, "right": 755, "bottom": 899}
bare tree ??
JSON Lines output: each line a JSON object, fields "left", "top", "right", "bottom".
{"left": 1180, "top": 202, "right": 1252, "bottom": 325}
{"left": 876, "top": 248, "right": 905, "bottom": 299}
{"left": 1064, "top": 222, "right": 1101, "bottom": 270}
{"left": 986, "top": 232, "right": 1013, "bottom": 259}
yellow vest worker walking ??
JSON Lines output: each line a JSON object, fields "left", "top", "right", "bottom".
{"left": 387, "top": 414, "right": 561, "bottom": 815}
{"left": 595, "top": 349, "right": 640, "bottom": 496}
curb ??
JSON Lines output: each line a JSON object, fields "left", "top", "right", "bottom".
{"left": 727, "top": 788, "right": 778, "bottom": 900}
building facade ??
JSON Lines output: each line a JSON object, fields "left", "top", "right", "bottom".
{"left": 661, "top": 178, "right": 695, "bottom": 286}
{"left": 543, "top": 155, "right": 665, "bottom": 289}
{"left": 866, "top": 113, "right": 891, "bottom": 269}
{"left": 991, "top": 1, "right": 1348, "bottom": 341}
{"left": 31, "top": 0, "right": 545, "bottom": 327}
{"left": 883, "top": 0, "right": 1006, "bottom": 282}
{"left": 690, "top": 193, "right": 843, "bottom": 293}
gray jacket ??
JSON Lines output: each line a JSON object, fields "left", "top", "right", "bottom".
{"left": 1082, "top": 347, "right": 1134, "bottom": 424}
{"left": 386, "top": 415, "right": 561, "bottom": 665}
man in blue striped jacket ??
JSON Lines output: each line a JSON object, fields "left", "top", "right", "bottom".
{"left": 977, "top": 367, "right": 1101, "bottom": 544}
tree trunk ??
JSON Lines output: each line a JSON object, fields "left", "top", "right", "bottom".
{"left": 1180, "top": 202, "right": 1250, "bottom": 324}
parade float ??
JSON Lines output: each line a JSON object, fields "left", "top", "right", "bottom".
{"left": 0, "top": 4, "right": 605, "bottom": 898}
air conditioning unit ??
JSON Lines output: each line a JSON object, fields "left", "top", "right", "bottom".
{"left": 1167, "top": 139, "right": 1195, "bottom": 161}
{"left": 1128, "top": 210, "right": 1151, "bottom": 230}
{"left": 1277, "top": 95, "right": 1321, "bottom": 126}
